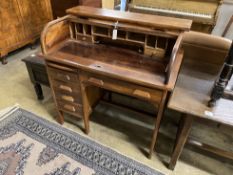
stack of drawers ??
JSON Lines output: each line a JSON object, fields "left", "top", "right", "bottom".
{"left": 47, "top": 64, "right": 83, "bottom": 118}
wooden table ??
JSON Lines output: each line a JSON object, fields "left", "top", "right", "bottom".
{"left": 167, "top": 57, "right": 233, "bottom": 170}
{"left": 22, "top": 54, "right": 50, "bottom": 100}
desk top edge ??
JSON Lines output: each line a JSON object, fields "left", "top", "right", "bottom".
{"left": 66, "top": 6, "right": 192, "bottom": 31}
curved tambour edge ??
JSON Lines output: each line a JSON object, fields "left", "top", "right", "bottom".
{"left": 41, "top": 15, "right": 72, "bottom": 55}
{"left": 165, "top": 32, "right": 184, "bottom": 84}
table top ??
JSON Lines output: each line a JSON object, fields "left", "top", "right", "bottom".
{"left": 22, "top": 54, "right": 45, "bottom": 65}
{"left": 67, "top": 6, "right": 192, "bottom": 31}
{"left": 168, "top": 57, "right": 233, "bottom": 126}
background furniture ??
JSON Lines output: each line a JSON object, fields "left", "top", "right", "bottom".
{"left": 0, "top": 0, "right": 52, "bottom": 64}
{"left": 128, "top": 0, "right": 223, "bottom": 33}
{"left": 209, "top": 41, "right": 233, "bottom": 107}
{"left": 50, "top": 0, "right": 102, "bottom": 18}
{"left": 167, "top": 31, "right": 232, "bottom": 170}
{"left": 41, "top": 6, "right": 191, "bottom": 158}
{"left": 22, "top": 54, "right": 50, "bottom": 100}
{"left": 50, "top": 0, "right": 79, "bottom": 18}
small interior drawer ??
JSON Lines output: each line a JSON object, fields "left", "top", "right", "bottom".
{"left": 57, "top": 101, "right": 83, "bottom": 117}
{"left": 82, "top": 73, "right": 163, "bottom": 103}
{"left": 47, "top": 66, "right": 79, "bottom": 83}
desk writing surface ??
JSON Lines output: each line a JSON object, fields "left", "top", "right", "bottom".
{"left": 168, "top": 58, "right": 233, "bottom": 126}
{"left": 45, "top": 40, "right": 183, "bottom": 90}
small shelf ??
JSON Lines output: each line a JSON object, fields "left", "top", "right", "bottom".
{"left": 117, "top": 30, "right": 127, "bottom": 39}
{"left": 128, "top": 32, "right": 146, "bottom": 43}
{"left": 69, "top": 18, "right": 176, "bottom": 61}
{"left": 93, "top": 26, "right": 109, "bottom": 37}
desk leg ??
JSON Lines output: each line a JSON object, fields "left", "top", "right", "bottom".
{"left": 168, "top": 114, "right": 194, "bottom": 170}
{"left": 34, "top": 83, "right": 44, "bottom": 100}
{"left": 81, "top": 85, "right": 90, "bottom": 134}
{"left": 57, "top": 110, "right": 64, "bottom": 125}
{"left": 149, "top": 91, "right": 168, "bottom": 158}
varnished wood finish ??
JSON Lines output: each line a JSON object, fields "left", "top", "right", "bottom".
{"left": 50, "top": 0, "right": 79, "bottom": 18}
{"left": 42, "top": 7, "right": 191, "bottom": 156}
{"left": 168, "top": 114, "right": 194, "bottom": 170}
{"left": 45, "top": 41, "right": 183, "bottom": 90}
{"left": 50, "top": 0, "right": 102, "bottom": 18}
{"left": 67, "top": 6, "right": 192, "bottom": 31}
{"left": 0, "top": 0, "right": 52, "bottom": 63}
{"left": 168, "top": 32, "right": 233, "bottom": 170}
{"left": 149, "top": 90, "right": 168, "bottom": 158}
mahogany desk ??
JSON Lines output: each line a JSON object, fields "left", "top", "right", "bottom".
{"left": 41, "top": 6, "right": 192, "bottom": 158}
{"left": 167, "top": 57, "right": 233, "bottom": 170}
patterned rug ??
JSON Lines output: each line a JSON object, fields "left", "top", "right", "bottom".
{"left": 0, "top": 108, "right": 164, "bottom": 175}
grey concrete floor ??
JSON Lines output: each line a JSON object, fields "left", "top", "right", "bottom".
{"left": 0, "top": 45, "right": 233, "bottom": 175}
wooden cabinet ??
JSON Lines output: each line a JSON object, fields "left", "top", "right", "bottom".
{"left": 50, "top": 0, "right": 102, "bottom": 18}
{"left": 0, "top": 0, "right": 52, "bottom": 64}
{"left": 50, "top": 0, "right": 79, "bottom": 18}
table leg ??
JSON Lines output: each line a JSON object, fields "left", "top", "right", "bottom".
{"left": 34, "top": 83, "right": 44, "bottom": 100}
{"left": 149, "top": 91, "right": 168, "bottom": 158}
{"left": 168, "top": 114, "right": 194, "bottom": 170}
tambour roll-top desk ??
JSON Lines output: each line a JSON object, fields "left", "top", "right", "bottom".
{"left": 41, "top": 6, "right": 192, "bottom": 158}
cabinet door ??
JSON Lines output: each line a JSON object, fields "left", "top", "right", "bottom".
{"left": 0, "top": 0, "right": 26, "bottom": 51}
{"left": 18, "top": 0, "right": 52, "bottom": 39}
{"left": 79, "top": 0, "right": 102, "bottom": 7}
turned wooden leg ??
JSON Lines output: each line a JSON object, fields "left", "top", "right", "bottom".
{"left": 1, "top": 56, "right": 8, "bottom": 65}
{"left": 168, "top": 114, "right": 194, "bottom": 170}
{"left": 57, "top": 110, "right": 64, "bottom": 125}
{"left": 149, "top": 91, "right": 168, "bottom": 158}
{"left": 34, "top": 83, "right": 44, "bottom": 100}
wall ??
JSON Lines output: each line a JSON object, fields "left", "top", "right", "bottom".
{"left": 102, "top": 0, "right": 115, "bottom": 9}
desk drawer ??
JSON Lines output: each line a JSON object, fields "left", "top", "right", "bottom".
{"left": 55, "top": 91, "right": 82, "bottom": 104}
{"left": 47, "top": 65, "right": 79, "bottom": 83}
{"left": 52, "top": 80, "right": 81, "bottom": 94}
{"left": 57, "top": 101, "right": 83, "bottom": 117}
{"left": 82, "top": 73, "right": 163, "bottom": 103}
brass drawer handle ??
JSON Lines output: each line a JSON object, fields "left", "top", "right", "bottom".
{"left": 56, "top": 73, "right": 71, "bottom": 81}
{"left": 59, "top": 85, "right": 72, "bottom": 92}
{"left": 61, "top": 95, "right": 74, "bottom": 102}
{"left": 88, "top": 77, "right": 104, "bottom": 86}
{"left": 65, "top": 75, "right": 71, "bottom": 81}
{"left": 133, "top": 89, "right": 151, "bottom": 99}
{"left": 64, "top": 104, "right": 76, "bottom": 112}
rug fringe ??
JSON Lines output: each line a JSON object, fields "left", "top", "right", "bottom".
{"left": 0, "top": 104, "right": 20, "bottom": 121}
